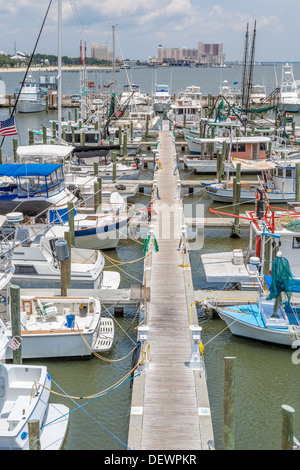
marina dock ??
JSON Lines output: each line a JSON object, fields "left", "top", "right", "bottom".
{"left": 128, "top": 129, "right": 214, "bottom": 450}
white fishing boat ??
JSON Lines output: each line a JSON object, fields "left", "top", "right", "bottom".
{"left": 219, "top": 80, "right": 240, "bottom": 106}
{"left": 153, "top": 84, "right": 172, "bottom": 113}
{"left": 249, "top": 84, "right": 267, "bottom": 104}
{"left": 279, "top": 63, "right": 300, "bottom": 113}
{"left": 168, "top": 85, "right": 202, "bottom": 128}
{"left": 183, "top": 135, "right": 271, "bottom": 174}
{"left": 16, "top": 75, "right": 47, "bottom": 114}
{"left": 214, "top": 256, "right": 300, "bottom": 347}
{"left": 204, "top": 160, "right": 298, "bottom": 204}
{"left": 0, "top": 334, "right": 69, "bottom": 450}
{"left": 201, "top": 190, "right": 300, "bottom": 289}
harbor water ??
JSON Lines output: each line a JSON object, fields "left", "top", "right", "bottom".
{"left": 1, "top": 65, "right": 300, "bottom": 450}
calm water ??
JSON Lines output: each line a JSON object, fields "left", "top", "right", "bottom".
{"left": 2, "top": 66, "right": 300, "bottom": 450}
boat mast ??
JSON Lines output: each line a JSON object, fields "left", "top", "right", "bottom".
{"left": 112, "top": 24, "right": 116, "bottom": 87}
{"left": 244, "top": 21, "right": 257, "bottom": 114}
{"left": 57, "top": 0, "right": 62, "bottom": 144}
{"left": 241, "top": 23, "right": 249, "bottom": 110}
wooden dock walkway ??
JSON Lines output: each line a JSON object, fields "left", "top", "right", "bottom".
{"left": 128, "top": 130, "right": 214, "bottom": 450}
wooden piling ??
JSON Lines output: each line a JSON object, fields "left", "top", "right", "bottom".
{"left": 28, "top": 420, "right": 41, "bottom": 450}
{"left": 10, "top": 285, "right": 22, "bottom": 364}
{"left": 64, "top": 231, "right": 71, "bottom": 289}
{"left": 295, "top": 163, "right": 300, "bottom": 203}
{"left": 97, "top": 177, "right": 102, "bottom": 205}
{"left": 67, "top": 202, "right": 75, "bottom": 247}
{"left": 112, "top": 150, "right": 117, "bottom": 182}
{"left": 222, "top": 356, "right": 236, "bottom": 450}
{"left": 281, "top": 405, "right": 295, "bottom": 450}
{"left": 13, "top": 139, "right": 18, "bottom": 163}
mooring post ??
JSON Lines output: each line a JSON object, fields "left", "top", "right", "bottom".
{"left": 56, "top": 239, "right": 70, "bottom": 297}
{"left": 295, "top": 163, "right": 300, "bottom": 203}
{"left": 67, "top": 202, "right": 75, "bottom": 247}
{"left": 28, "top": 420, "right": 41, "bottom": 450}
{"left": 137, "top": 325, "right": 150, "bottom": 370}
{"left": 187, "top": 326, "right": 203, "bottom": 370}
{"left": 282, "top": 405, "right": 295, "bottom": 450}
{"left": 112, "top": 150, "right": 117, "bottom": 183}
{"left": 123, "top": 132, "right": 127, "bottom": 164}
{"left": 10, "top": 285, "right": 22, "bottom": 364}
{"left": 222, "top": 356, "right": 236, "bottom": 450}
{"left": 97, "top": 176, "right": 103, "bottom": 205}
{"left": 64, "top": 231, "right": 71, "bottom": 289}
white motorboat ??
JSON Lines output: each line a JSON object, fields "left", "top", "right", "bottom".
{"left": 168, "top": 85, "right": 202, "bottom": 127}
{"left": 1, "top": 294, "right": 114, "bottom": 360}
{"left": 153, "top": 84, "right": 172, "bottom": 113}
{"left": 16, "top": 75, "right": 47, "bottom": 114}
{"left": 279, "top": 63, "right": 300, "bottom": 113}
{"left": 10, "top": 234, "right": 107, "bottom": 289}
{"left": 0, "top": 160, "right": 130, "bottom": 251}
{"left": 204, "top": 160, "right": 298, "bottom": 204}
{"left": 0, "top": 333, "right": 69, "bottom": 450}
{"left": 249, "top": 84, "right": 267, "bottom": 104}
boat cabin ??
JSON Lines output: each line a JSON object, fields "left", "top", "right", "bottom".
{"left": 0, "top": 163, "right": 65, "bottom": 199}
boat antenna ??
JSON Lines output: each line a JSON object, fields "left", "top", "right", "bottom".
{"left": 0, "top": 0, "right": 53, "bottom": 148}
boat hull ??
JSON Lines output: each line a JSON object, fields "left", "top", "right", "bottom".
{"left": 205, "top": 186, "right": 296, "bottom": 204}
{"left": 17, "top": 100, "right": 46, "bottom": 113}
{"left": 218, "top": 309, "right": 294, "bottom": 346}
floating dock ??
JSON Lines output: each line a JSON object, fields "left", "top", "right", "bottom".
{"left": 127, "top": 129, "right": 214, "bottom": 450}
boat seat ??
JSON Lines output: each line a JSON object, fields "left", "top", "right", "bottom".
{"left": 7, "top": 395, "right": 30, "bottom": 431}
{"left": 36, "top": 300, "right": 58, "bottom": 320}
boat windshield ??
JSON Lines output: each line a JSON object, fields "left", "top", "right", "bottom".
{"left": 17, "top": 167, "right": 64, "bottom": 197}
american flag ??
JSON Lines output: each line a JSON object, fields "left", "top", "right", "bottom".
{"left": 0, "top": 116, "right": 18, "bottom": 136}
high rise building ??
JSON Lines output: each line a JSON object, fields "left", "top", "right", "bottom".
{"left": 157, "top": 42, "right": 225, "bottom": 66}
{"left": 91, "top": 44, "right": 112, "bottom": 61}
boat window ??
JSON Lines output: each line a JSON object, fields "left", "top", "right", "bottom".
{"left": 17, "top": 176, "right": 46, "bottom": 196}
{"left": 14, "top": 265, "right": 38, "bottom": 274}
{"left": 238, "top": 144, "right": 246, "bottom": 152}
{"left": 286, "top": 169, "right": 293, "bottom": 177}
{"left": 260, "top": 143, "right": 266, "bottom": 151}
{"left": 232, "top": 144, "right": 237, "bottom": 152}
{"left": 292, "top": 237, "right": 300, "bottom": 249}
{"left": 277, "top": 168, "right": 283, "bottom": 177}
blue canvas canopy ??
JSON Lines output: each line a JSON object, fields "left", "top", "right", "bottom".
{"left": 0, "top": 163, "right": 63, "bottom": 178}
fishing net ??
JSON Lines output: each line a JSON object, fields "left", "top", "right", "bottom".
{"left": 285, "top": 218, "right": 300, "bottom": 233}
{"left": 266, "top": 256, "right": 299, "bottom": 303}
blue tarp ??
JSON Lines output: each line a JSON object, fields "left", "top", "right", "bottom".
{"left": 0, "top": 163, "right": 63, "bottom": 177}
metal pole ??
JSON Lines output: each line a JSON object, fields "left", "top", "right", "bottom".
{"left": 57, "top": 0, "right": 62, "bottom": 144}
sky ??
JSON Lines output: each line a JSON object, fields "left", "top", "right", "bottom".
{"left": 0, "top": 0, "right": 299, "bottom": 62}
